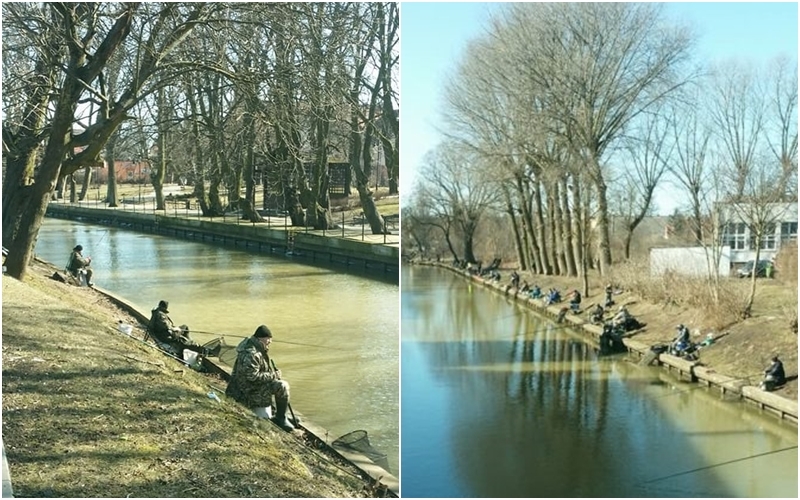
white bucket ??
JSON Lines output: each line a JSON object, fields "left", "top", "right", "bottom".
{"left": 254, "top": 406, "right": 272, "bottom": 419}
{"left": 118, "top": 323, "right": 133, "bottom": 336}
{"left": 183, "top": 349, "right": 199, "bottom": 367}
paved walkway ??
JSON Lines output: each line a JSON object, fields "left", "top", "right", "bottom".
{"left": 2, "top": 442, "right": 13, "bottom": 497}
{"left": 50, "top": 199, "right": 399, "bottom": 248}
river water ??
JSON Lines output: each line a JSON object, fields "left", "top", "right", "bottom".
{"left": 401, "top": 265, "right": 797, "bottom": 497}
{"left": 34, "top": 218, "right": 399, "bottom": 474}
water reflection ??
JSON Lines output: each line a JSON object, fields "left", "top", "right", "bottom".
{"left": 34, "top": 218, "right": 399, "bottom": 474}
{"left": 402, "top": 265, "right": 797, "bottom": 497}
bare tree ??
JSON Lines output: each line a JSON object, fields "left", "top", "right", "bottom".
{"left": 2, "top": 3, "right": 217, "bottom": 279}
{"left": 709, "top": 61, "right": 765, "bottom": 201}
{"left": 764, "top": 57, "right": 798, "bottom": 201}
{"left": 614, "top": 111, "right": 671, "bottom": 260}
{"left": 417, "top": 143, "right": 497, "bottom": 264}
{"left": 666, "top": 90, "right": 712, "bottom": 243}
{"left": 490, "top": 2, "right": 695, "bottom": 274}
{"left": 722, "top": 160, "right": 790, "bottom": 316}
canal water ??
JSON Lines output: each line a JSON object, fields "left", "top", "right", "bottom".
{"left": 34, "top": 218, "right": 399, "bottom": 474}
{"left": 401, "top": 265, "right": 797, "bottom": 497}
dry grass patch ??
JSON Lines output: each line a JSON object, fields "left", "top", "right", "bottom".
{"left": 510, "top": 260, "right": 797, "bottom": 401}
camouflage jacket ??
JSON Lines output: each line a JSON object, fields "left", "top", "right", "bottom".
{"left": 225, "top": 337, "right": 279, "bottom": 408}
{"left": 67, "top": 250, "right": 90, "bottom": 275}
{"left": 148, "top": 308, "right": 176, "bottom": 344}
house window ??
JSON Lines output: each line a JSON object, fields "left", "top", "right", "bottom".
{"left": 749, "top": 223, "right": 777, "bottom": 250}
{"left": 760, "top": 223, "right": 777, "bottom": 250}
{"left": 781, "top": 222, "right": 798, "bottom": 243}
{"left": 723, "top": 222, "right": 747, "bottom": 250}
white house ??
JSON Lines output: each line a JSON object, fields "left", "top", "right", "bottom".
{"left": 718, "top": 202, "right": 798, "bottom": 264}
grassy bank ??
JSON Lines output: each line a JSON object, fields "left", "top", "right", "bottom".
{"left": 2, "top": 259, "right": 380, "bottom": 497}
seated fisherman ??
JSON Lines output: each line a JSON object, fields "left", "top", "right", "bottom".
{"left": 67, "top": 245, "right": 94, "bottom": 286}
{"left": 671, "top": 324, "right": 691, "bottom": 353}
{"left": 148, "top": 300, "right": 220, "bottom": 358}
{"left": 529, "top": 284, "right": 542, "bottom": 299}
{"left": 226, "top": 325, "right": 295, "bottom": 431}
{"left": 611, "top": 306, "right": 630, "bottom": 328}
{"left": 604, "top": 283, "right": 614, "bottom": 308}
{"left": 545, "top": 288, "right": 562, "bottom": 306}
{"left": 761, "top": 355, "right": 786, "bottom": 391}
{"left": 510, "top": 270, "right": 520, "bottom": 289}
{"left": 590, "top": 303, "right": 604, "bottom": 324}
{"left": 568, "top": 289, "right": 582, "bottom": 312}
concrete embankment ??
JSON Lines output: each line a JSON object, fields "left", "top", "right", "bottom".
{"left": 46, "top": 204, "right": 399, "bottom": 280}
{"left": 96, "top": 284, "right": 400, "bottom": 497}
{"left": 426, "top": 261, "right": 798, "bottom": 423}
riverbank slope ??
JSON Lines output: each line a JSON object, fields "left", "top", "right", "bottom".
{"left": 1, "top": 258, "right": 380, "bottom": 497}
{"left": 418, "top": 260, "right": 797, "bottom": 403}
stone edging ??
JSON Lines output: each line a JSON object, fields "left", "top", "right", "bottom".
{"left": 424, "top": 261, "right": 798, "bottom": 424}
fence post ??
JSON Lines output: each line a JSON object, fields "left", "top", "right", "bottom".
{"left": 342, "top": 212, "right": 345, "bottom": 238}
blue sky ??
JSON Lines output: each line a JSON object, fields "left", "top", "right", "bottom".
{"left": 399, "top": 2, "right": 799, "bottom": 213}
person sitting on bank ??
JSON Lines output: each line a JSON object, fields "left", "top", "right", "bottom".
{"left": 545, "top": 288, "right": 561, "bottom": 306}
{"left": 590, "top": 303, "right": 604, "bottom": 324}
{"left": 568, "top": 289, "right": 582, "bottom": 312}
{"left": 611, "top": 305, "right": 630, "bottom": 328}
{"left": 604, "top": 283, "right": 615, "bottom": 308}
{"left": 529, "top": 284, "right": 542, "bottom": 299}
{"left": 510, "top": 270, "right": 520, "bottom": 289}
{"left": 67, "top": 245, "right": 93, "bottom": 286}
{"left": 669, "top": 324, "right": 691, "bottom": 355}
{"left": 226, "top": 325, "right": 295, "bottom": 432}
{"left": 761, "top": 355, "right": 786, "bottom": 391}
{"left": 148, "top": 300, "right": 220, "bottom": 358}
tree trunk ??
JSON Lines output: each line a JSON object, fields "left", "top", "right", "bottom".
{"left": 68, "top": 175, "right": 77, "bottom": 203}
{"left": 105, "top": 132, "right": 119, "bottom": 207}
{"left": 560, "top": 176, "right": 577, "bottom": 276}
{"left": 532, "top": 178, "right": 552, "bottom": 275}
{"left": 593, "top": 172, "right": 612, "bottom": 275}
{"left": 79, "top": 166, "right": 91, "bottom": 201}
{"left": 515, "top": 175, "right": 541, "bottom": 273}
{"left": 504, "top": 187, "right": 527, "bottom": 271}
{"left": 572, "top": 180, "right": 585, "bottom": 275}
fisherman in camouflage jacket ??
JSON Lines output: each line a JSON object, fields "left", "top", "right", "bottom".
{"left": 226, "top": 324, "right": 294, "bottom": 431}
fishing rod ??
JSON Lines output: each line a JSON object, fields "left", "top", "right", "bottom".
{"left": 641, "top": 445, "right": 797, "bottom": 485}
{"left": 189, "top": 329, "right": 348, "bottom": 351}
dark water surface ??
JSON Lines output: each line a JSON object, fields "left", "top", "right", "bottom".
{"left": 34, "top": 218, "right": 399, "bottom": 474}
{"left": 401, "top": 265, "right": 797, "bottom": 497}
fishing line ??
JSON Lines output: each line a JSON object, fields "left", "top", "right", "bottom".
{"left": 187, "top": 329, "right": 348, "bottom": 351}
{"left": 641, "top": 445, "right": 798, "bottom": 484}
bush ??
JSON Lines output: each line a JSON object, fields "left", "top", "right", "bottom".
{"left": 609, "top": 259, "right": 749, "bottom": 329}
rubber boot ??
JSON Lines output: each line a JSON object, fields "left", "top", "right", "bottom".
{"left": 271, "top": 397, "right": 295, "bottom": 432}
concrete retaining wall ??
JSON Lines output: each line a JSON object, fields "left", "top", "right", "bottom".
{"left": 46, "top": 205, "right": 398, "bottom": 279}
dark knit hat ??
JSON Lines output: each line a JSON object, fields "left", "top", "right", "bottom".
{"left": 254, "top": 325, "right": 273, "bottom": 338}
{"left": 158, "top": 300, "right": 169, "bottom": 312}
{"left": 74, "top": 245, "right": 83, "bottom": 252}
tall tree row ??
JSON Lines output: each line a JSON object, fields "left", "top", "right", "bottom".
{"left": 2, "top": 2, "right": 399, "bottom": 280}
{"left": 405, "top": 2, "right": 796, "bottom": 293}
